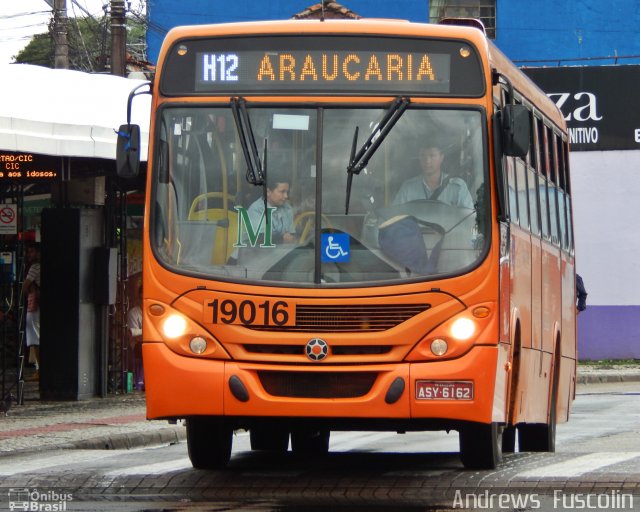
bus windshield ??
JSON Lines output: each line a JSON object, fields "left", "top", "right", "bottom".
{"left": 151, "top": 103, "right": 488, "bottom": 286}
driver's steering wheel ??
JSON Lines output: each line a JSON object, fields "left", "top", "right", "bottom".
{"left": 293, "top": 211, "right": 333, "bottom": 245}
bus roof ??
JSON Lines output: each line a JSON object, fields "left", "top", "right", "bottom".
{"left": 159, "top": 18, "right": 565, "bottom": 131}
{"left": 162, "top": 18, "right": 491, "bottom": 43}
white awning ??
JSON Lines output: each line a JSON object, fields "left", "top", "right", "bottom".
{"left": 0, "top": 64, "right": 151, "bottom": 161}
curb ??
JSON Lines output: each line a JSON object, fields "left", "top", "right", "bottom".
{"left": 3, "top": 425, "right": 187, "bottom": 456}
{"left": 66, "top": 425, "right": 187, "bottom": 451}
{"left": 577, "top": 372, "right": 640, "bottom": 384}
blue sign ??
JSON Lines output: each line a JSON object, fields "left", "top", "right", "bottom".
{"left": 321, "top": 233, "right": 350, "bottom": 263}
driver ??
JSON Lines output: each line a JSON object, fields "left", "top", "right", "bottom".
{"left": 246, "top": 171, "right": 296, "bottom": 244}
{"left": 393, "top": 142, "right": 474, "bottom": 209}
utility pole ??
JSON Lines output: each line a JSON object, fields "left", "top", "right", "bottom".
{"left": 111, "top": 0, "right": 127, "bottom": 76}
{"left": 52, "top": 0, "right": 69, "bottom": 69}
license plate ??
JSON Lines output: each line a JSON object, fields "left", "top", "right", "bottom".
{"left": 415, "top": 380, "right": 474, "bottom": 400}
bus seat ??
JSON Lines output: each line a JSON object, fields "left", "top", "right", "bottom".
{"left": 179, "top": 192, "right": 238, "bottom": 265}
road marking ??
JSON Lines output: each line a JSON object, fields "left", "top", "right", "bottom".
{"left": 329, "top": 431, "right": 393, "bottom": 451}
{"left": 516, "top": 452, "right": 640, "bottom": 478}
{"left": 104, "top": 457, "right": 192, "bottom": 476}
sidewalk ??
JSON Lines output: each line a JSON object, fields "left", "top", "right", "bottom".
{"left": 0, "top": 379, "right": 186, "bottom": 456}
{"left": 0, "top": 364, "right": 638, "bottom": 457}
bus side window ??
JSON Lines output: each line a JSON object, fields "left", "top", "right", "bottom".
{"left": 538, "top": 175, "right": 550, "bottom": 240}
{"left": 526, "top": 112, "right": 540, "bottom": 236}
{"left": 548, "top": 129, "right": 560, "bottom": 246}
{"left": 527, "top": 168, "right": 540, "bottom": 236}
{"left": 506, "top": 157, "right": 518, "bottom": 224}
{"left": 548, "top": 183, "right": 560, "bottom": 246}
{"left": 556, "top": 135, "right": 570, "bottom": 251}
{"left": 534, "top": 118, "right": 551, "bottom": 241}
{"left": 515, "top": 158, "right": 529, "bottom": 230}
{"left": 566, "top": 194, "right": 574, "bottom": 252}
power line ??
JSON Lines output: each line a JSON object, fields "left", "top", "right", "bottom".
{"left": 0, "top": 11, "right": 50, "bottom": 20}
{"left": 515, "top": 54, "right": 640, "bottom": 66}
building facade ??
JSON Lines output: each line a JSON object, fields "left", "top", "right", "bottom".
{"left": 146, "top": 1, "right": 640, "bottom": 66}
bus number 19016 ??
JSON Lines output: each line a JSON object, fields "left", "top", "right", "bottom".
{"left": 205, "top": 298, "right": 294, "bottom": 326}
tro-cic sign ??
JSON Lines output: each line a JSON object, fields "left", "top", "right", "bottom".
{"left": 0, "top": 152, "right": 58, "bottom": 180}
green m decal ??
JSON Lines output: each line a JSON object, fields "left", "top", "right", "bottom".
{"left": 234, "top": 206, "right": 276, "bottom": 248}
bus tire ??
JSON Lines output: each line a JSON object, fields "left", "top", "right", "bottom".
{"left": 518, "top": 375, "right": 557, "bottom": 452}
{"left": 250, "top": 427, "right": 290, "bottom": 452}
{"left": 291, "top": 428, "right": 330, "bottom": 455}
{"left": 459, "top": 422, "right": 503, "bottom": 469}
{"left": 502, "top": 425, "right": 516, "bottom": 453}
{"left": 186, "top": 416, "right": 233, "bottom": 469}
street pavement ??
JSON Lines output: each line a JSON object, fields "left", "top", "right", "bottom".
{"left": 0, "top": 363, "right": 637, "bottom": 457}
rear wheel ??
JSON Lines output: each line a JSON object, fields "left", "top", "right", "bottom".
{"left": 186, "top": 416, "right": 233, "bottom": 469}
{"left": 291, "top": 428, "right": 330, "bottom": 455}
{"left": 459, "top": 422, "right": 503, "bottom": 469}
{"left": 502, "top": 425, "right": 516, "bottom": 453}
{"left": 518, "top": 383, "right": 557, "bottom": 452}
{"left": 250, "top": 426, "right": 290, "bottom": 452}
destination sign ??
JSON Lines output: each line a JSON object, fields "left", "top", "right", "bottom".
{"left": 0, "top": 152, "right": 58, "bottom": 180}
{"left": 196, "top": 50, "right": 450, "bottom": 93}
{"left": 161, "top": 36, "right": 484, "bottom": 96}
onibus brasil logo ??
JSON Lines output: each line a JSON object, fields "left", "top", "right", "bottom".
{"left": 8, "top": 488, "right": 72, "bottom": 511}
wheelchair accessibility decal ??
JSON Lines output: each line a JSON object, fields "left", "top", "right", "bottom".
{"left": 321, "top": 233, "right": 350, "bottom": 263}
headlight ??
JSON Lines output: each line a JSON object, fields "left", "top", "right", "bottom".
{"left": 162, "top": 314, "right": 187, "bottom": 339}
{"left": 430, "top": 338, "right": 448, "bottom": 356}
{"left": 451, "top": 317, "right": 475, "bottom": 340}
{"left": 189, "top": 336, "right": 208, "bottom": 354}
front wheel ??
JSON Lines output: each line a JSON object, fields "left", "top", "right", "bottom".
{"left": 186, "top": 416, "right": 233, "bottom": 469}
{"left": 459, "top": 422, "right": 503, "bottom": 469}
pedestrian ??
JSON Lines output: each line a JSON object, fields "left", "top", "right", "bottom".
{"left": 127, "top": 282, "right": 144, "bottom": 390}
{"left": 23, "top": 242, "right": 41, "bottom": 380}
{"left": 576, "top": 273, "right": 588, "bottom": 313}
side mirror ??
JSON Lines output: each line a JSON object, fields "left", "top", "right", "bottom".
{"left": 501, "top": 104, "right": 530, "bottom": 158}
{"left": 116, "top": 124, "right": 141, "bottom": 178}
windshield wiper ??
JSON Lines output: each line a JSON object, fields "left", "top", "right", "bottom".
{"left": 345, "top": 96, "right": 410, "bottom": 214}
{"left": 231, "top": 97, "right": 269, "bottom": 221}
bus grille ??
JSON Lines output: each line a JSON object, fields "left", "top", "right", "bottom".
{"left": 258, "top": 371, "right": 377, "bottom": 398}
{"left": 244, "top": 344, "right": 392, "bottom": 356}
{"left": 248, "top": 304, "right": 430, "bottom": 332}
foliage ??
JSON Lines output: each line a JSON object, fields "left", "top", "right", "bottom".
{"left": 14, "top": 15, "right": 147, "bottom": 72}
{"left": 578, "top": 359, "right": 640, "bottom": 367}
{"left": 13, "top": 33, "right": 53, "bottom": 67}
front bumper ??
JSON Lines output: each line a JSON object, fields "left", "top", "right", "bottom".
{"left": 144, "top": 342, "right": 499, "bottom": 426}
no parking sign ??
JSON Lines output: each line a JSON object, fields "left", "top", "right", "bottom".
{"left": 0, "top": 204, "right": 17, "bottom": 234}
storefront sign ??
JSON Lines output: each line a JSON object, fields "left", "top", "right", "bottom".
{"left": 524, "top": 65, "right": 640, "bottom": 151}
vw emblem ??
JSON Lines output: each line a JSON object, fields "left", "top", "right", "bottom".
{"left": 305, "top": 338, "right": 329, "bottom": 361}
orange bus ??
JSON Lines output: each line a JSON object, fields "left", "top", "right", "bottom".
{"left": 117, "top": 17, "right": 577, "bottom": 470}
